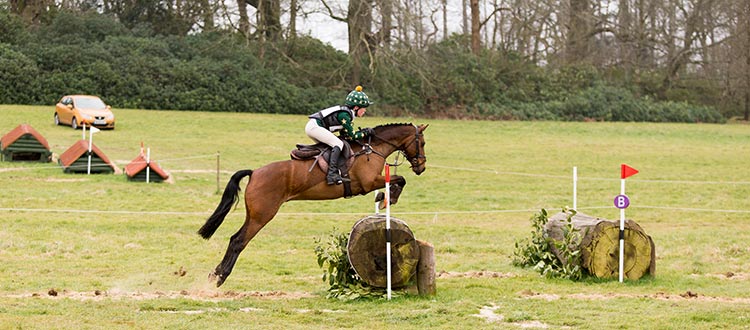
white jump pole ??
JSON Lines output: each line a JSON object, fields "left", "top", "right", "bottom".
{"left": 146, "top": 147, "right": 151, "bottom": 183}
{"left": 87, "top": 127, "right": 93, "bottom": 175}
{"left": 618, "top": 178, "right": 626, "bottom": 283}
{"left": 616, "top": 164, "right": 638, "bottom": 283}
{"left": 86, "top": 126, "right": 100, "bottom": 175}
{"left": 384, "top": 164, "right": 392, "bottom": 300}
{"left": 572, "top": 166, "right": 578, "bottom": 210}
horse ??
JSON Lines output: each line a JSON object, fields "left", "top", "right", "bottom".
{"left": 198, "top": 123, "right": 429, "bottom": 287}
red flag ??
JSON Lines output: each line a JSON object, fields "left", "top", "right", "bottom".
{"left": 621, "top": 164, "right": 639, "bottom": 179}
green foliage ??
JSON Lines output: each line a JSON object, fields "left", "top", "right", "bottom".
{"left": 0, "top": 10, "right": 30, "bottom": 45}
{"left": 0, "top": 9, "right": 731, "bottom": 121}
{"left": 512, "top": 209, "right": 583, "bottom": 280}
{"left": 466, "top": 84, "right": 725, "bottom": 123}
{"left": 0, "top": 44, "right": 40, "bottom": 104}
{"left": 313, "top": 229, "right": 391, "bottom": 300}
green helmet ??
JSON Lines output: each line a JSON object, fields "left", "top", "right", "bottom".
{"left": 345, "top": 85, "right": 372, "bottom": 108}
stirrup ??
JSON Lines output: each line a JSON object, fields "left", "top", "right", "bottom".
{"left": 327, "top": 175, "right": 343, "bottom": 185}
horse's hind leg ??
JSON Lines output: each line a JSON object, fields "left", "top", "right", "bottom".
{"left": 209, "top": 219, "right": 265, "bottom": 287}
{"left": 210, "top": 199, "right": 283, "bottom": 287}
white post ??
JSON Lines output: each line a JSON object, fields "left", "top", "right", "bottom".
{"left": 82, "top": 124, "right": 86, "bottom": 140}
{"left": 385, "top": 164, "right": 392, "bottom": 300}
{"left": 146, "top": 147, "right": 151, "bottom": 183}
{"left": 619, "top": 178, "right": 626, "bottom": 283}
{"left": 87, "top": 128, "right": 93, "bottom": 174}
{"left": 573, "top": 166, "right": 578, "bottom": 210}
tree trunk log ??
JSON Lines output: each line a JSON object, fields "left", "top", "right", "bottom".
{"left": 546, "top": 211, "right": 656, "bottom": 280}
{"left": 416, "top": 240, "right": 436, "bottom": 296}
{"left": 347, "top": 215, "right": 420, "bottom": 288}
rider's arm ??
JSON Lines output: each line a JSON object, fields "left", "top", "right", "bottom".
{"left": 337, "top": 111, "right": 368, "bottom": 140}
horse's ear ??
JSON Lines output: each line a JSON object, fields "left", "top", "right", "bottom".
{"left": 419, "top": 124, "right": 429, "bottom": 132}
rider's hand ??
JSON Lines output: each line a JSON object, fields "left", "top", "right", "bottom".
{"left": 362, "top": 127, "right": 374, "bottom": 136}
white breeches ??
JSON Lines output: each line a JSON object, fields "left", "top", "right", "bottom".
{"left": 305, "top": 119, "right": 344, "bottom": 149}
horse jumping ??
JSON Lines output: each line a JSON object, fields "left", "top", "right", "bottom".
{"left": 198, "top": 123, "right": 428, "bottom": 287}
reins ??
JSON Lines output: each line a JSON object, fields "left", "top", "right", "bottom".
{"left": 356, "top": 124, "right": 425, "bottom": 169}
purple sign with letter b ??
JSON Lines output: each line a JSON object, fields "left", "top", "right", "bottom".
{"left": 614, "top": 194, "right": 630, "bottom": 209}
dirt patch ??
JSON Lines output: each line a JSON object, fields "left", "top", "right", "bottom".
{"left": 473, "top": 304, "right": 552, "bottom": 328}
{"left": 43, "top": 178, "right": 89, "bottom": 183}
{"left": 0, "top": 167, "right": 32, "bottom": 173}
{"left": 437, "top": 270, "right": 516, "bottom": 279}
{"left": 519, "top": 289, "right": 750, "bottom": 304}
{"left": 473, "top": 304, "right": 504, "bottom": 322}
{"left": 6, "top": 289, "right": 314, "bottom": 302}
{"left": 704, "top": 272, "right": 749, "bottom": 280}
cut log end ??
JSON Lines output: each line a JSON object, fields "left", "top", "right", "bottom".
{"left": 347, "top": 215, "right": 420, "bottom": 288}
{"left": 547, "top": 211, "right": 656, "bottom": 280}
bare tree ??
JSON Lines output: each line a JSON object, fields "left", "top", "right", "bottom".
{"left": 565, "top": 0, "right": 594, "bottom": 63}
{"left": 245, "top": 0, "right": 281, "bottom": 40}
{"left": 237, "top": 0, "right": 251, "bottom": 35}
{"left": 9, "top": 0, "right": 53, "bottom": 25}
{"left": 201, "top": 0, "right": 215, "bottom": 31}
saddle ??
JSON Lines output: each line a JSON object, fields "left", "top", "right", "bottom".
{"left": 290, "top": 141, "right": 356, "bottom": 179}
{"left": 290, "top": 139, "right": 403, "bottom": 206}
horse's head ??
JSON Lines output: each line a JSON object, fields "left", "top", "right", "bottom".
{"left": 371, "top": 123, "right": 428, "bottom": 175}
{"left": 406, "top": 124, "right": 428, "bottom": 175}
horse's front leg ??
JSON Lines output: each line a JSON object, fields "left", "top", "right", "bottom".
{"left": 375, "top": 175, "right": 407, "bottom": 209}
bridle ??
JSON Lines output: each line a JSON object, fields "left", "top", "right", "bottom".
{"left": 361, "top": 124, "right": 426, "bottom": 170}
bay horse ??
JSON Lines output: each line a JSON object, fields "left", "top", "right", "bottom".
{"left": 198, "top": 123, "right": 428, "bottom": 287}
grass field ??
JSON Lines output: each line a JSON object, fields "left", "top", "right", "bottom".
{"left": 1, "top": 105, "right": 749, "bottom": 329}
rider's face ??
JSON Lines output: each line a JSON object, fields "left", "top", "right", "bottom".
{"left": 355, "top": 106, "right": 367, "bottom": 117}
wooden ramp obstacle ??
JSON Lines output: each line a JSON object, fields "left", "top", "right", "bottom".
{"left": 124, "top": 153, "right": 170, "bottom": 182}
{"left": 58, "top": 140, "right": 118, "bottom": 174}
{"left": 0, "top": 124, "right": 52, "bottom": 162}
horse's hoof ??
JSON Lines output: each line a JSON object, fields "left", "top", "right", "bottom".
{"left": 216, "top": 276, "right": 226, "bottom": 287}
{"left": 208, "top": 271, "right": 225, "bottom": 287}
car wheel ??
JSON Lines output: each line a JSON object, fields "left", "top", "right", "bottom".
{"left": 71, "top": 117, "right": 79, "bottom": 130}
{"left": 54, "top": 113, "right": 61, "bottom": 126}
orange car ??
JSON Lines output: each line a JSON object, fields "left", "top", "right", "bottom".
{"left": 54, "top": 95, "right": 116, "bottom": 130}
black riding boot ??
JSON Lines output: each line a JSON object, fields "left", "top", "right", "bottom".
{"left": 327, "top": 146, "right": 344, "bottom": 185}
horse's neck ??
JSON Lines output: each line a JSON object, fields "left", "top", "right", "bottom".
{"left": 373, "top": 142, "right": 398, "bottom": 158}
{"left": 374, "top": 132, "right": 404, "bottom": 155}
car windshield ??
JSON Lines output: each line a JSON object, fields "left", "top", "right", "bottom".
{"left": 75, "top": 97, "right": 106, "bottom": 109}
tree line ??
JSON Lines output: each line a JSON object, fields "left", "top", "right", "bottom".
{"left": 1, "top": 0, "right": 745, "bottom": 123}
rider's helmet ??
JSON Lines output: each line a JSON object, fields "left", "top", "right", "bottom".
{"left": 345, "top": 85, "right": 372, "bottom": 108}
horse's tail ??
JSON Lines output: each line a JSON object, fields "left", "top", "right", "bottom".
{"left": 198, "top": 169, "right": 253, "bottom": 239}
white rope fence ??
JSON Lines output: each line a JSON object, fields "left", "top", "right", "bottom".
{"left": 430, "top": 164, "right": 750, "bottom": 185}
{"left": 0, "top": 152, "right": 220, "bottom": 172}
{"left": 2, "top": 204, "right": 749, "bottom": 217}
{"left": 2, "top": 162, "right": 749, "bottom": 215}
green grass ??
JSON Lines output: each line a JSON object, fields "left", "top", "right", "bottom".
{"left": 1, "top": 105, "right": 750, "bottom": 329}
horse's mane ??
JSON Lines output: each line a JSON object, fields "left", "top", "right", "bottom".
{"left": 361, "top": 123, "right": 415, "bottom": 147}
{"left": 373, "top": 123, "right": 413, "bottom": 130}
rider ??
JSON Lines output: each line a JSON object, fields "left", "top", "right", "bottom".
{"left": 306, "top": 85, "right": 374, "bottom": 185}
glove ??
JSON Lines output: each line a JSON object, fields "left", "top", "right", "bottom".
{"left": 362, "top": 127, "right": 374, "bottom": 136}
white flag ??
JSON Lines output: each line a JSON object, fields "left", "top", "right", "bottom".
{"left": 90, "top": 126, "right": 101, "bottom": 134}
